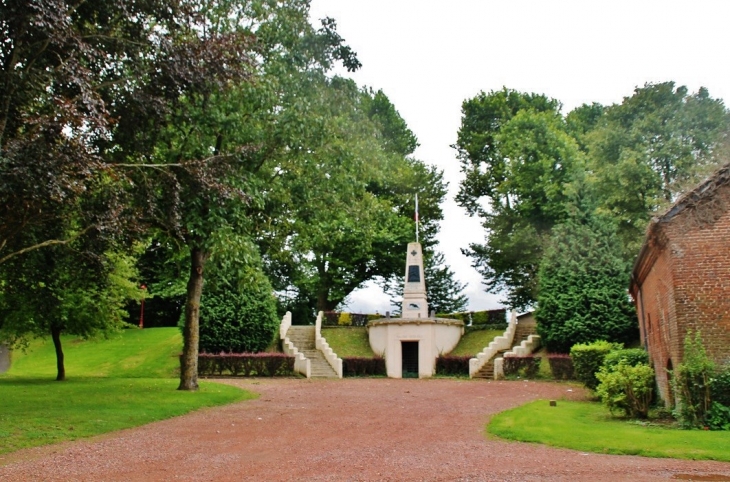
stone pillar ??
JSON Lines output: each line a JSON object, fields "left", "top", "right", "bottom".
{"left": 402, "top": 242, "right": 428, "bottom": 319}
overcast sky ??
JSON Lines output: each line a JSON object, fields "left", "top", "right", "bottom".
{"left": 308, "top": 0, "right": 730, "bottom": 314}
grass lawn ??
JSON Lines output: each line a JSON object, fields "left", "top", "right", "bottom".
{"left": 7, "top": 327, "right": 182, "bottom": 378}
{"left": 321, "top": 327, "right": 375, "bottom": 357}
{"left": 0, "top": 327, "right": 255, "bottom": 455}
{"left": 488, "top": 399, "right": 730, "bottom": 461}
{"left": 449, "top": 329, "right": 503, "bottom": 356}
{"left": 0, "top": 377, "right": 253, "bottom": 455}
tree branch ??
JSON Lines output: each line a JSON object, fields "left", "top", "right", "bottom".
{"left": 0, "top": 226, "right": 95, "bottom": 265}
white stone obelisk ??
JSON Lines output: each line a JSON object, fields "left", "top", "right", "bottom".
{"left": 401, "top": 242, "right": 429, "bottom": 319}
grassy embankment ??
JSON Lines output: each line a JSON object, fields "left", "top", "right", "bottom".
{"left": 488, "top": 399, "right": 730, "bottom": 462}
{"left": 449, "top": 329, "right": 504, "bottom": 356}
{"left": 321, "top": 327, "right": 374, "bottom": 357}
{"left": 0, "top": 328, "right": 254, "bottom": 456}
{"left": 321, "top": 327, "right": 504, "bottom": 358}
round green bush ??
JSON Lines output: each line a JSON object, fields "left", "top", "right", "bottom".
{"left": 603, "top": 348, "right": 649, "bottom": 370}
{"left": 198, "top": 268, "right": 279, "bottom": 354}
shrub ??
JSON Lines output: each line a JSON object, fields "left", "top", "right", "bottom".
{"left": 535, "top": 215, "right": 639, "bottom": 353}
{"left": 707, "top": 402, "right": 730, "bottom": 431}
{"left": 603, "top": 348, "right": 649, "bottom": 370}
{"left": 547, "top": 354, "right": 574, "bottom": 379}
{"left": 338, "top": 312, "right": 351, "bottom": 325}
{"left": 571, "top": 340, "right": 621, "bottom": 390}
{"left": 436, "top": 355, "right": 471, "bottom": 376}
{"left": 198, "top": 266, "right": 279, "bottom": 354}
{"left": 503, "top": 355, "right": 541, "bottom": 379}
{"left": 672, "top": 332, "right": 715, "bottom": 428}
{"left": 342, "top": 357, "right": 385, "bottom": 377}
{"left": 437, "top": 309, "right": 507, "bottom": 327}
{"left": 596, "top": 361, "right": 655, "bottom": 418}
{"left": 196, "top": 353, "right": 295, "bottom": 377}
{"left": 464, "top": 323, "right": 509, "bottom": 333}
{"left": 323, "top": 311, "right": 340, "bottom": 326}
{"left": 710, "top": 365, "right": 730, "bottom": 407}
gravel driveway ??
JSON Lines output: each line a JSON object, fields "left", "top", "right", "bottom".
{"left": 1, "top": 378, "right": 729, "bottom": 481}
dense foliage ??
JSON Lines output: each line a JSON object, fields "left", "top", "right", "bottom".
{"left": 455, "top": 83, "right": 730, "bottom": 309}
{"left": 342, "top": 357, "right": 386, "bottom": 377}
{"left": 196, "top": 353, "right": 295, "bottom": 377}
{"left": 596, "top": 361, "right": 655, "bottom": 419}
{"left": 503, "top": 356, "right": 541, "bottom": 379}
{"left": 197, "top": 263, "right": 279, "bottom": 355}
{"left": 570, "top": 340, "right": 622, "bottom": 390}
{"left": 435, "top": 355, "right": 471, "bottom": 376}
{"left": 536, "top": 208, "right": 638, "bottom": 353}
{"left": 672, "top": 332, "right": 730, "bottom": 428}
{"left": 547, "top": 354, "right": 575, "bottom": 380}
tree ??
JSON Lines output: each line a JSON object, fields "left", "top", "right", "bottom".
{"left": 111, "top": 2, "right": 360, "bottom": 390}
{"left": 197, "top": 253, "right": 279, "bottom": 354}
{"left": 535, "top": 200, "right": 638, "bottom": 353}
{"left": 586, "top": 82, "right": 730, "bottom": 256}
{"left": 0, "top": 0, "right": 195, "bottom": 377}
{"left": 252, "top": 76, "right": 446, "bottom": 318}
{"left": 384, "top": 250, "right": 468, "bottom": 315}
{"left": 454, "top": 90, "right": 583, "bottom": 309}
{"left": 0, "top": 247, "right": 142, "bottom": 380}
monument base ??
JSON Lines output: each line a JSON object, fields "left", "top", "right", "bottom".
{"left": 367, "top": 317, "right": 464, "bottom": 378}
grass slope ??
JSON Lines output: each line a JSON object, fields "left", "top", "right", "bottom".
{"left": 321, "top": 327, "right": 374, "bottom": 357}
{"left": 449, "top": 330, "right": 503, "bottom": 356}
{"left": 7, "top": 327, "right": 181, "bottom": 378}
{"left": 0, "top": 328, "right": 254, "bottom": 456}
{"left": 488, "top": 400, "right": 730, "bottom": 461}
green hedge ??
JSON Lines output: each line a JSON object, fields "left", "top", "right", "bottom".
{"left": 435, "top": 355, "right": 471, "bottom": 376}
{"left": 503, "top": 355, "right": 541, "bottom": 378}
{"left": 603, "top": 348, "right": 649, "bottom": 370}
{"left": 547, "top": 354, "right": 574, "bottom": 380}
{"left": 196, "top": 353, "right": 295, "bottom": 377}
{"left": 570, "top": 340, "right": 622, "bottom": 390}
{"left": 342, "top": 357, "right": 385, "bottom": 376}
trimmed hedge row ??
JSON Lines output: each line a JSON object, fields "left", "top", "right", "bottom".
{"left": 503, "top": 355, "right": 541, "bottom": 378}
{"left": 322, "top": 312, "right": 380, "bottom": 327}
{"left": 342, "top": 357, "right": 386, "bottom": 376}
{"left": 436, "top": 355, "right": 471, "bottom": 376}
{"left": 195, "top": 353, "right": 295, "bottom": 377}
{"left": 547, "top": 354, "right": 574, "bottom": 379}
{"left": 437, "top": 309, "right": 507, "bottom": 326}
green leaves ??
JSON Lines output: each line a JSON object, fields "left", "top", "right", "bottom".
{"left": 536, "top": 211, "right": 637, "bottom": 353}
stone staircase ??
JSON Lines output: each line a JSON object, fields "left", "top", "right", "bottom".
{"left": 472, "top": 322, "right": 538, "bottom": 380}
{"left": 513, "top": 322, "right": 537, "bottom": 347}
{"left": 286, "top": 326, "right": 339, "bottom": 378}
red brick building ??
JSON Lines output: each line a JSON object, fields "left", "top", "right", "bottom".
{"left": 630, "top": 163, "right": 730, "bottom": 405}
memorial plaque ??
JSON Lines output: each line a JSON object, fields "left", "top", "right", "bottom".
{"left": 407, "top": 265, "right": 420, "bottom": 282}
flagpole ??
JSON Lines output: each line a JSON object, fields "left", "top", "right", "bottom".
{"left": 415, "top": 193, "right": 419, "bottom": 243}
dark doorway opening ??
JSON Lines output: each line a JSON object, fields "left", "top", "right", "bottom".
{"left": 402, "top": 341, "right": 419, "bottom": 378}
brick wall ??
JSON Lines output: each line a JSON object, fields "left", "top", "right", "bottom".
{"left": 667, "top": 189, "right": 730, "bottom": 368}
{"left": 634, "top": 184, "right": 730, "bottom": 405}
{"left": 636, "top": 247, "right": 678, "bottom": 404}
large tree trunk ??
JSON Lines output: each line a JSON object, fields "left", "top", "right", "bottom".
{"left": 51, "top": 325, "right": 65, "bottom": 381}
{"left": 178, "top": 246, "right": 207, "bottom": 391}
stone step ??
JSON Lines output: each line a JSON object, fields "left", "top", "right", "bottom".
{"left": 285, "top": 326, "right": 338, "bottom": 378}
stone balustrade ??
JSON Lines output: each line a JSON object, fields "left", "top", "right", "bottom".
{"left": 279, "top": 311, "right": 311, "bottom": 378}
{"left": 315, "top": 311, "right": 343, "bottom": 378}
{"left": 469, "top": 310, "right": 517, "bottom": 378}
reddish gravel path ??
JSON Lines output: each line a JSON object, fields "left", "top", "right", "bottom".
{"left": 1, "top": 378, "right": 730, "bottom": 481}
